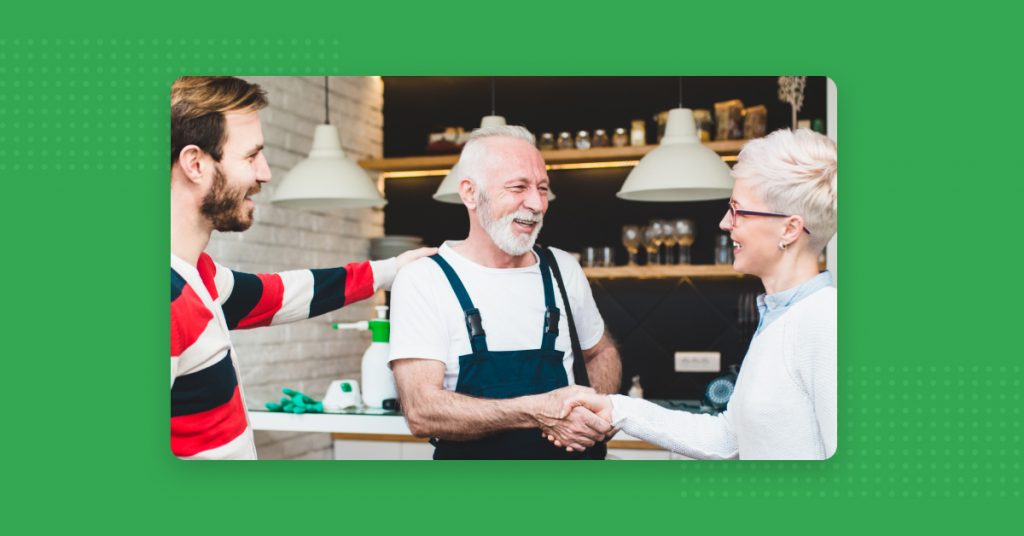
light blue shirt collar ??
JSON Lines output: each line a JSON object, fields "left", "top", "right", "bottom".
{"left": 754, "top": 271, "right": 833, "bottom": 337}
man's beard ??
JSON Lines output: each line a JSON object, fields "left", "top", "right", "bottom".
{"left": 201, "top": 165, "right": 259, "bottom": 232}
{"left": 476, "top": 189, "right": 544, "bottom": 256}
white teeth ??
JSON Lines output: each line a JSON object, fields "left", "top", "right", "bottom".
{"left": 733, "top": 241, "right": 741, "bottom": 248}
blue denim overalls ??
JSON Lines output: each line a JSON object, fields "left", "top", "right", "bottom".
{"left": 428, "top": 246, "right": 601, "bottom": 460}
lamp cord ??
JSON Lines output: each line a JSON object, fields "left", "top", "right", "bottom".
{"left": 678, "top": 76, "right": 683, "bottom": 108}
{"left": 324, "top": 76, "right": 330, "bottom": 124}
{"left": 490, "top": 76, "right": 496, "bottom": 116}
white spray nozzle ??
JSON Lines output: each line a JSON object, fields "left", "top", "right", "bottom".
{"left": 374, "top": 305, "right": 389, "bottom": 319}
{"left": 332, "top": 320, "right": 369, "bottom": 331}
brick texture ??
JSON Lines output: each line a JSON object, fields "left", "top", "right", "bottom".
{"left": 208, "top": 76, "right": 384, "bottom": 460}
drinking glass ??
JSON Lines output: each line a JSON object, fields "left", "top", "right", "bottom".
{"left": 715, "top": 233, "right": 732, "bottom": 265}
{"left": 648, "top": 220, "right": 667, "bottom": 265}
{"left": 621, "top": 225, "right": 641, "bottom": 266}
{"left": 673, "top": 219, "right": 695, "bottom": 264}
{"left": 641, "top": 224, "right": 660, "bottom": 266}
{"left": 656, "top": 219, "right": 677, "bottom": 264}
{"left": 600, "top": 246, "right": 615, "bottom": 267}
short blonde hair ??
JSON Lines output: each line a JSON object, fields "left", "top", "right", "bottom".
{"left": 732, "top": 128, "right": 837, "bottom": 252}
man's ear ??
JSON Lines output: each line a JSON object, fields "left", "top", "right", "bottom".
{"left": 174, "top": 145, "right": 207, "bottom": 185}
{"left": 459, "top": 177, "right": 477, "bottom": 209}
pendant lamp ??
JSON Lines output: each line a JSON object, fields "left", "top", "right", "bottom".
{"left": 616, "top": 79, "right": 733, "bottom": 202}
{"left": 272, "top": 77, "right": 386, "bottom": 209}
{"left": 433, "top": 115, "right": 504, "bottom": 204}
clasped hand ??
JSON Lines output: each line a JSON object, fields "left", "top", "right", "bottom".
{"left": 535, "top": 386, "right": 615, "bottom": 452}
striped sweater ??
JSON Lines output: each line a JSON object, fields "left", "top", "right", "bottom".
{"left": 170, "top": 252, "right": 380, "bottom": 460}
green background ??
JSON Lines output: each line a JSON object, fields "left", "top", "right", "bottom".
{"left": 1, "top": 0, "right": 1018, "bottom": 532}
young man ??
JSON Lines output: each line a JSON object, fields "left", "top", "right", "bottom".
{"left": 170, "top": 77, "right": 432, "bottom": 459}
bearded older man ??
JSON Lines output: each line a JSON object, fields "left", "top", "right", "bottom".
{"left": 388, "top": 126, "right": 622, "bottom": 460}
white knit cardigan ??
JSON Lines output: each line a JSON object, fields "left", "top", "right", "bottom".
{"left": 611, "top": 286, "right": 837, "bottom": 460}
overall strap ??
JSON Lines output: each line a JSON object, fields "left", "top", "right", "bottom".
{"left": 429, "top": 254, "right": 488, "bottom": 353}
{"left": 534, "top": 246, "right": 560, "bottom": 351}
{"left": 539, "top": 246, "right": 590, "bottom": 387}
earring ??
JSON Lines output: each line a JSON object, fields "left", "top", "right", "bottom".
{"left": 778, "top": 241, "right": 788, "bottom": 251}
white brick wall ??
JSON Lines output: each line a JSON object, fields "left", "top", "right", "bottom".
{"left": 207, "top": 76, "right": 385, "bottom": 460}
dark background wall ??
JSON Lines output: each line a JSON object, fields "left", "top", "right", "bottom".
{"left": 382, "top": 76, "right": 826, "bottom": 157}
{"left": 380, "top": 77, "right": 827, "bottom": 399}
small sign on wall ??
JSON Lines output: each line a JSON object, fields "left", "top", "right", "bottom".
{"left": 674, "top": 351, "right": 721, "bottom": 373}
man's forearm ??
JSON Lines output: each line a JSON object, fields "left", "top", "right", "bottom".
{"left": 585, "top": 343, "right": 622, "bottom": 394}
{"left": 405, "top": 390, "right": 547, "bottom": 441}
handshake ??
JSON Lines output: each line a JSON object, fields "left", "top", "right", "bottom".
{"left": 534, "top": 386, "right": 614, "bottom": 452}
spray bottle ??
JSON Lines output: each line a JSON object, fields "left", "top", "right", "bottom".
{"left": 332, "top": 305, "right": 396, "bottom": 408}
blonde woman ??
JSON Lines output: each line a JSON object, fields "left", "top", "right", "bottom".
{"left": 554, "top": 128, "right": 837, "bottom": 460}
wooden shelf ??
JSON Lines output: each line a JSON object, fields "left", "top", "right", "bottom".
{"left": 359, "top": 140, "right": 748, "bottom": 176}
{"left": 583, "top": 264, "right": 748, "bottom": 280}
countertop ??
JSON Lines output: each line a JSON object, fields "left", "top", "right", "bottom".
{"left": 248, "top": 399, "right": 715, "bottom": 447}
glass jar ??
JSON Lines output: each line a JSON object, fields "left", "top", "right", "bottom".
{"left": 742, "top": 105, "right": 767, "bottom": 139}
{"left": 612, "top": 127, "right": 629, "bottom": 147}
{"left": 557, "top": 131, "right": 574, "bottom": 150}
{"left": 538, "top": 132, "right": 555, "bottom": 150}
{"left": 592, "top": 129, "right": 609, "bottom": 147}
{"left": 693, "top": 109, "right": 713, "bottom": 142}
{"left": 575, "top": 130, "right": 591, "bottom": 150}
{"left": 630, "top": 120, "right": 646, "bottom": 146}
{"left": 715, "top": 233, "right": 733, "bottom": 265}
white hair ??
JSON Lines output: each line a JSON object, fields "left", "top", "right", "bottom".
{"left": 732, "top": 128, "right": 837, "bottom": 252}
{"left": 456, "top": 125, "right": 536, "bottom": 189}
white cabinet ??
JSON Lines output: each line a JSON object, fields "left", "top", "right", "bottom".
{"left": 333, "top": 440, "right": 403, "bottom": 460}
{"left": 250, "top": 412, "right": 675, "bottom": 459}
{"left": 399, "top": 441, "right": 436, "bottom": 460}
{"left": 334, "top": 441, "right": 683, "bottom": 460}
{"left": 332, "top": 439, "right": 435, "bottom": 460}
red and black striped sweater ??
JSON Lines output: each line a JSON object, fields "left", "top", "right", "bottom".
{"left": 170, "top": 252, "right": 379, "bottom": 459}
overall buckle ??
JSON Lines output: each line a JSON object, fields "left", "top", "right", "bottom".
{"left": 465, "top": 309, "right": 486, "bottom": 338}
{"left": 545, "top": 307, "right": 560, "bottom": 335}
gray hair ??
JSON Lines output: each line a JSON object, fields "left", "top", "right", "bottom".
{"left": 732, "top": 128, "right": 837, "bottom": 252}
{"left": 456, "top": 125, "right": 537, "bottom": 189}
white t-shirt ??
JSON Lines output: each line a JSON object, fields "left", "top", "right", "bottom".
{"left": 388, "top": 241, "right": 605, "bottom": 392}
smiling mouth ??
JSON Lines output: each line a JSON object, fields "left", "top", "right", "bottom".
{"left": 513, "top": 218, "right": 538, "bottom": 227}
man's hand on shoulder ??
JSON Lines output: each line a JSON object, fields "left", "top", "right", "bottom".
{"left": 373, "top": 247, "right": 438, "bottom": 291}
{"left": 396, "top": 247, "right": 437, "bottom": 270}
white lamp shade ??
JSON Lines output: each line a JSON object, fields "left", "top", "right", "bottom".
{"left": 478, "top": 115, "right": 506, "bottom": 128}
{"left": 617, "top": 108, "right": 734, "bottom": 202}
{"left": 432, "top": 163, "right": 465, "bottom": 204}
{"left": 272, "top": 124, "right": 386, "bottom": 209}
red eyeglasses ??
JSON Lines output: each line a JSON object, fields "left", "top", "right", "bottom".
{"left": 726, "top": 201, "right": 811, "bottom": 235}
